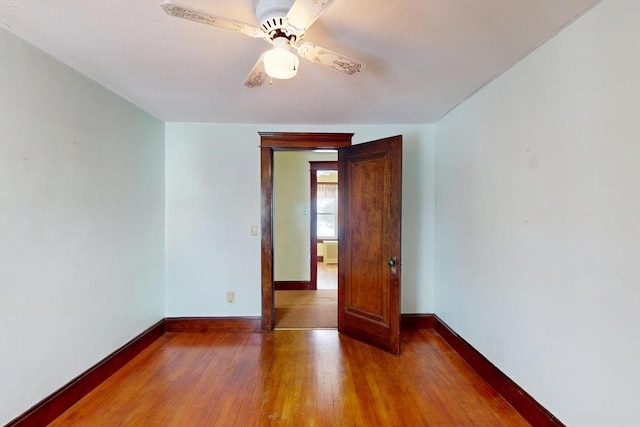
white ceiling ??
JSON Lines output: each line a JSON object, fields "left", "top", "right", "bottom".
{"left": 0, "top": 0, "right": 599, "bottom": 124}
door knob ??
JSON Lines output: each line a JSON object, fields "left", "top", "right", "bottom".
{"left": 388, "top": 256, "right": 397, "bottom": 275}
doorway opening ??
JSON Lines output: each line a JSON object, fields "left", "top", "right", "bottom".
{"left": 272, "top": 155, "right": 338, "bottom": 328}
{"left": 310, "top": 161, "right": 338, "bottom": 292}
{"left": 259, "top": 132, "right": 353, "bottom": 331}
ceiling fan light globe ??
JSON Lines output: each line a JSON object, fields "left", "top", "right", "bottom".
{"left": 264, "top": 47, "right": 299, "bottom": 80}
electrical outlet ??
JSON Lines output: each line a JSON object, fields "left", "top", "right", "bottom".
{"left": 226, "top": 291, "right": 235, "bottom": 303}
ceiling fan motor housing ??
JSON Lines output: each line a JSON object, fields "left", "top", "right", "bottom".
{"left": 255, "top": 0, "right": 301, "bottom": 40}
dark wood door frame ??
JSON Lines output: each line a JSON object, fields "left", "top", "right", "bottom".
{"left": 260, "top": 132, "right": 353, "bottom": 331}
{"left": 309, "top": 161, "right": 338, "bottom": 291}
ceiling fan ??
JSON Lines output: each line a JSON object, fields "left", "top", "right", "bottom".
{"left": 160, "top": 0, "right": 365, "bottom": 88}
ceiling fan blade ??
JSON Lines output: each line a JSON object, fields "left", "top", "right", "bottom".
{"left": 244, "top": 54, "right": 268, "bottom": 88}
{"left": 297, "top": 42, "right": 365, "bottom": 76}
{"left": 286, "top": 0, "right": 336, "bottom": 31}
{"left": 161, "top": 1, "right": 267, "bottom": 40}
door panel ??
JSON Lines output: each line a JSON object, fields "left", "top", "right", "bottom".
{"left": 338, "top": 135, "right": 402, "bottom": 355}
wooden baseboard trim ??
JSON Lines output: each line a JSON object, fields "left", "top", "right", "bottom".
{"left": 165, "top": 317, "right": 262, "bottom": 333}
{"left": 432, "top": 315, "right": 565, "bottom": 427}
{"left": 274, "top": 281, "right": 313, "bottom": 290}
{"left": 401, "top": 313, "right": 436, "bottom": 329}
{"left": 6, "top": 319, "right": 165, "bottom": 427}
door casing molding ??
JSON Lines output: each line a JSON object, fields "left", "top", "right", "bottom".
{"left": 258, "top": 132, "right": 353, "bottom": 331}
{"left": 259, "top": 132, "right": 353, "bottom": 330}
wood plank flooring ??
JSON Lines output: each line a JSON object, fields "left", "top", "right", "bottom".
{"left": 49, "top": 330, "right": 529, "bottom": 426}
{"left": 317, "top": 262, "right": 337, "bottom": 290}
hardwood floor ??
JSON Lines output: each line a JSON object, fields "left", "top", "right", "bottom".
{"left": 317, "top": 262, "right": 337, "bottom": 290}
{"left": 50, "top": 330, "right": 529, "bottom": 426}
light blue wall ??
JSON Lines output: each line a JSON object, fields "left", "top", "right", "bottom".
{"left": 164, "top": 123, "right": 436, "bottom": 316}
{"left": 435, "top": 1, "right": 640, "bottom": 425}
{"left": 0, "top": 28, "right": 165, "bottom": 424}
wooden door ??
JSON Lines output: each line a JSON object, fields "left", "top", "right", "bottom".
{"left": 337, "top": 135, "right": 402, "bottom": 355}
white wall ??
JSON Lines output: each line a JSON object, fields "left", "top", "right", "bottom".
{"left": 434, "top": 1, "right": 640, "bottom": 425}
{"left": 0, "top": 29, "right": 165, "bottom": 425}
{"left": 273, "top": 151, "right": 336, "bottom": 282}
{"left": 165, "top": 124, "right": 436, "bottom": 316}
